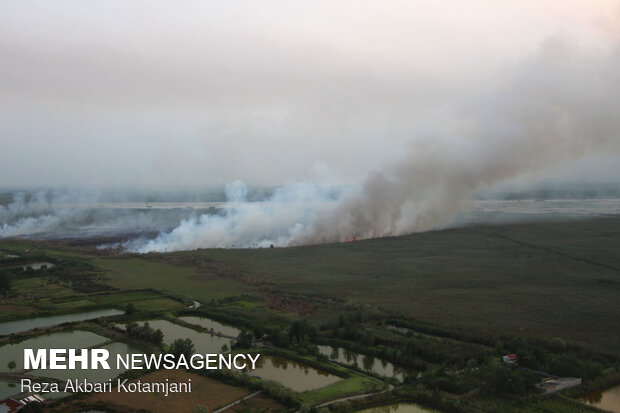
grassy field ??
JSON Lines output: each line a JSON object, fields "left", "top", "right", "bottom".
{"left": 299, "top": 371, "right": 386, "bottom": 406}
{"left": 91, "top": 256, "right": 250, "bottom": 302}
{"left": 0, "top": 281, "right": 185, "bottom": 322}
{"left": 156, "top": 218, "right": 620, "bottom": 356}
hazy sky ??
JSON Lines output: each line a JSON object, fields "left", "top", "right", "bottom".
{"left": 1, "top": 0, "right": 619, "bottom": 188}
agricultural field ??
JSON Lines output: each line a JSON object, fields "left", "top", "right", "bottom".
{"left": 152, "top": 218, "right": 620, "bottom": 357}
{"left": 91, "top": 256, "right": 249, "bottom": 302}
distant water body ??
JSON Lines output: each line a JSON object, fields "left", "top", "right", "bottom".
{"left": 1, "top": 197, "right": 619, "bottom": 245}
{"left": 456, "top": 198, "right": 620, "bottom": 225}
{"left": 8, "top": 198, "right": 620, "bottom": 216}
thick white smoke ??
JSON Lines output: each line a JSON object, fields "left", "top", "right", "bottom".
{"left": 1, "top": 34, "right": 620, "bottom": 252}
{"left": 127, "top": 35, "right": 620, "bottom": 251}
{"left": 0, "top": 189, "right": 202, "bottom": 239}
{"left": 123, "top": 181, "right": 340, "bottom": 252}
{"left": 291, "top": 36, "right": 620, "bottom": 244}
{"left": 0, "top": 190, "right": 96, "bottom": 237}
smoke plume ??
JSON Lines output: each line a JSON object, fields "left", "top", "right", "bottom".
{"left": 1, "top": 34, "right": 620, "bottom": 252}
{"left": 124, "top": 181, "right": 339, "bottom": 252}
{"left": 292, "top": 36, "right": 620, "bottom": 244}
{"left": 0, "top": 189, "right": 202, "bottom": 239}
{"left": 137, "top": 35, "right": 620, "bottom": 251}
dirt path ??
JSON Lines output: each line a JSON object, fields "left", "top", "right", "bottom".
{"left": 316, "top": 384, "right": 394, "bottom": 409}
{"left": 213, "top": 390, "right": 262, "bottom": 413}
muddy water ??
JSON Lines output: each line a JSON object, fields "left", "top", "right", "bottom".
{"left": 30, "top": 341, "right": 142, "bottom": 383}
{"left": 357, "top": 403, "right": 441, "bottom": 413}
{"left": 137, "top": 319, "right": 232, "bottom": 353}
{"left": 0, "top": 330, "right": 141, "bottom": 398}
{"left": 579, "top": 384, "right": 620, "bottom": 413}
{"left": 318, "top": 345, "right": 407, "bottom": 381}
{"left": 178, "top": 316, "right": 240, "bottom": 337}
{"left": 0, "top": 330, "right": 106, "bottom": 371}
{"left": 0, "top": 309, "right": 123, "bottom": 335}
{"left": 249, "top": 355, "right": 341, "bottom": 392}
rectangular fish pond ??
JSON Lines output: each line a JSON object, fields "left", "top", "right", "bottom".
{"left": 0, "top": 309, "right": 123, "bottom": 336}
{"left": 318, "top": 345, "right": 409, "bottom": 381}
{"left": 248, "top": 355, "right": 342, "bottom": 393}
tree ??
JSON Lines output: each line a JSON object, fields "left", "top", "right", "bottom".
{"left": 169, "top": 338, "right": 195, "bottom": 358}
{"left": 486, "top": 366, "right": 528, "bottom": 395}
{"left": 289, "top": 319, "right": 316, "bottom": 342}
{"left": 7, "top": 360, "right": 16, "bottom": 371}
{"left": 235, "top": 330, "right": 254, "bottom": 348}
{"left": 152, "top": 328, "right": 164, "bottom": 345}
{"left": 220, "top": 343, "right": 229, "bottom": 353}
{"left": 126, "top": 322, "right": 139, "bottom": 335}
{"left": 125, "top": 303, "right": 136, "bottom": 315}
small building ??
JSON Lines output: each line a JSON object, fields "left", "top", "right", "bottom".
{"left": 502, "top": 354, "right": 518, "bottom": 366}
{"left": 17, "top": 394, "right": 44, "bottom": 405}
{"left": 0, "top": 397, "right": 24, "bottom": 413}
{"left": 0, "top": 393, "right": 46, "bottom": 413}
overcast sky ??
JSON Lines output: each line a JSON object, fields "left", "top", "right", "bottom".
{"left": 1, "top": 0, "right": 619, "bottom": 189}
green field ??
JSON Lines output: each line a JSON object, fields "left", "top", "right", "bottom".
{"left": 91, "top": 256, "right": 249, "bottom": 302}
{"left": 153, "top": 218, "right": 620, "bottom": 357}
{"left": 0, "top": 279, "right": 185, "bottom": 322}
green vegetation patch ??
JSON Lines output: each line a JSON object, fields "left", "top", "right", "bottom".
{"left": 153, "top": 218, "right": 620, "bottom": 357}
{"left": 92, "top": 256, "right": 250, "bottom": 302}
{"left": 299, "top": 371, "right": 385, "bottom": 406}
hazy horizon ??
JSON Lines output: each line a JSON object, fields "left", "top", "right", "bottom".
{"left": 2, "top": 0, "right": 620, "bottom": 189}
{"left": 2, "top": 1, "right": 620, "bottom": 250}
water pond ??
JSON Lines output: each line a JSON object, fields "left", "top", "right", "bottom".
{"left": 579, "top": 384, "right": 620, "bottom": 413}
{"left": 30, "top": 341, "right": 142, "bottom": 383}
{"left": 249, "top": 355, "right": 341, "bottom": 392}
{"left": 0, "top": 330, "right": 107, "bottom": 371}
{"left": 135, "top": 319, "right": 232, "bottom": 354}
{"left": 357, "top": 403, "right": 441, "bottom": 413}
{"left": 0, "top": 309, "right": 123, "bottom": 336}
{"left": 178, "top": 316, "right": 240, "bottom": 337}
{"left": 318, "top": 345, "right": 408, "bottom": 381}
